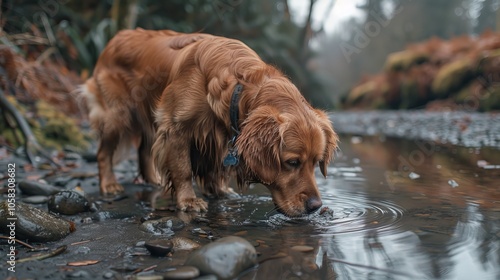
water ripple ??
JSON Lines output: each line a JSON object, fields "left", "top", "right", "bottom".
{"left": 261, "top": 190, "right": 406, "bottom": 236}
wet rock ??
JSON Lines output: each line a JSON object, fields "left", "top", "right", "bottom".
{"left": 171, "top": 237, "right": 200, "bottom": 251}
{"left": 102, "top": 271, "right": 115, "bottom": 279}
{"left": 135, "top": 275, "right": 163, "bottom": 280}
{"left": 193, "top": 275, "right": 218, "bottom": 280}
{"left": 64, "top": 152, "right": 82, "bottom": 161}
{"left": 448, "top": 179, "right": 459, "bottom": 188}
{"left": 18, "top": 180, "right": 61, "bottom": 196}
{"left": 68, "top": 270, "right": 92, "bottom": 278}
{"left": 81, "top": 151, "right": 97, "bottom": 162}
{"left": 163, "top": 266, "right": 200, "bottom": 279}
{"left": 0, "top": 201, "right": 75, "bottom": 242}
{"left": 140, "top": 212, "right": 164, "bottom": 223}
{"left": 92, "top": 209, "right": 136, "bottom": 221}
{"left": 22, "top": 195, "right": 49, "bottom": 204}
{"left": 185, "top": 236, "right": 257, "bottom": 280}
{"left": 145, "top": 239, "right": 174, "bottom": 256}
{"left": 140, "top": 217, "right": 185, "bottom": 235}
{"left": 48, "top": 190, "right": 90, "bottom": 215}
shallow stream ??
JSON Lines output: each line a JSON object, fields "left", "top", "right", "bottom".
{"left": 1, "top": 134, "right": 499, "bottom": 279}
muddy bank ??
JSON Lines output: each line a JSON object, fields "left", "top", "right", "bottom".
{"left": 330, "top": 110, "right": 500, "bottom": 149}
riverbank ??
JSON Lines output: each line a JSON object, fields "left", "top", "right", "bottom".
{"left": 330, "top": 110, "right": 500, "bottom": 149}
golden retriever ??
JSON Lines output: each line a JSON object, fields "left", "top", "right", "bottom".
{"left": 82, "top": 28, "right": 338, "bottom": 217}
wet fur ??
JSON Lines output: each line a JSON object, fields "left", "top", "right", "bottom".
{"left": 83, "top": 28, "right": 338, "bottom": 216}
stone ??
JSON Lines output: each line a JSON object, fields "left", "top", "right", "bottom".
{"left": 163, "top": 266, "right": 200, "bottom": 279}
{"left": 185, "top": 236, "right": 257, "bottom": 280}
{"left": 144, "top": 239, "right": 174, "bottom": 257}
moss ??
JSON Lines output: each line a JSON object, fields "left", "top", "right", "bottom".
{"left": 480, "top": 86, "right": 500, "bottom": 111}
{"left": 431, "top": 59, "right": 476, "bottom": 97}
{"left": 347, "top": 81, "right": 377, "bottom": 105}
{"left": 384, "top": 51, "right": 428, "bottom": 72}
{"left": 1, "top": 98, "right": 89, "bottom": 151}
{"left": 35, "top": 101, "right": 89, "bottom": 151}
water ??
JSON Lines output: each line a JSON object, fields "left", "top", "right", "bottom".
{"left": 3, "top": 135, "right": 499, "bottom": 279}
{"left": 203, "top": 135, "right": 500, "bottom": 279}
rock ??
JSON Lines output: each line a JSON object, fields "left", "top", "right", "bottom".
{"left": 0, "top": 201, "right": 75, "bottom": 242}
{"left": 102, "top": 271, "right": 115, "bottom": 279}
{"left": 163, "top": 266, "right": 200, "bottom": 279}
{"left": 384, "top": 50, "right": 428, "bottom": 71}
{"left": 48, "top": 190, "right": 90, "bottom": 215}
{"left": 171, "top": 237, "right": 200, "bottom": 251}
{"left": 432, "top": 59, "right": 475, "bottom": 97}
{"left": 22, "top": 195, "right": 50, "bottom": 204}
{"left": 144, "top": 239, "right": 174, "bottom": 257}
{"left": 185, "top": 236, "right": 257, "bottom": 280}
{"left": 18, "top": 180, "right": 62, "bottom": 196}
{"left": 140, "top": 217, "right": 185, "bottom": 235}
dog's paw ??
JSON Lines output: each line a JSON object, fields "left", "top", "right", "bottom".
{"left": 102, "top": 182, "right": 124, "bottom": 195}
{"left": 177, "top": 198, "right": 208, "bottom": 212}
{"left": 221, "top": 187, "right": 241, "bottom": 199}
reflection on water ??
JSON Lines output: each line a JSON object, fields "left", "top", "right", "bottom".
{"left": 207, "top": 135, "right": 499, "bottom": 279}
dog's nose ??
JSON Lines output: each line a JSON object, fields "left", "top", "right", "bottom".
{"left": 305, "top": 197, "right": 322, "bottom": 213}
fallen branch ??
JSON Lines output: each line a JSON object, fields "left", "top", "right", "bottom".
{"left": 16, "top": 245, "right": 67, "bottom": 263}
{"left": 0, "top": 236, "right": 35, "bottom": 249}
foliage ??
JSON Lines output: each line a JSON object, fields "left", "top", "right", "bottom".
{"left": 1, "top": 0, "right": 333, "bottom": 108}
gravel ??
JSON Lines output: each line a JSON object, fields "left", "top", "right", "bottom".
{"left": 329, "top": 110, "right": 500, "bottom": 148}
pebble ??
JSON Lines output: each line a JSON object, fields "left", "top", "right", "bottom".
{"left": 18, "top": 180, "right": 62, "bottom": 196}
{"left": 448, "top": 179, "right": 459, "bottom": 188}
{"left": 22, "top": 195, "right": 49, "bottom": 204}
{"left": 67, "top": 270, "right": 91, "bottom": 278}
{"left": 144, "top": 239, "right": 174, "bottom": 256}
{"left": 140, "top": 217, "right": 185, "bottom": 235}
{"left": 48, "top": 190, "right": 90, "bottom": 215}
{"left": 102, "top": 272, "right": 115, "bottom": 279}
{"left": 171, "top": 237, "right": 200, "bottom": 251}
{"left": 135, "top": 275, "right": 163, "bottom": 280}
{"left": 163, "top": 266, "right": 200, "bottom": 279}
{"left": 408, "top": 172, "right": 420, "bottom": 179}
{"left": 185, "top": 236, "right": 257, "bottom": 280}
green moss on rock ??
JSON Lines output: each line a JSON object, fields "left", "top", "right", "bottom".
{"left": 385, "top": 51, "right": 428, "bottom": 72}
{"left": 432, "top": 59, "right": 476, "bottom": 97}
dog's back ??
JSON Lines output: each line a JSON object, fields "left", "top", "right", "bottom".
{"left": 82, "top": 29, "right": 212, "bottom": 194}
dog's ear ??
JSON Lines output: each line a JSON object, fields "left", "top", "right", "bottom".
{"left": 236, "top": 106, "right": 284, "bottom": 184}
{"left": 315, "top": 110, "right": 338, "bottom": 177}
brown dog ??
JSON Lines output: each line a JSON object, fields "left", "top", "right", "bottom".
{"left": 82, "top": 28, "right": 338, "bottom": 217}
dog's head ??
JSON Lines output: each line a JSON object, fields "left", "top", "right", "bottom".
{"left": 237, "top": 104, "right": 338, "bottom": 217}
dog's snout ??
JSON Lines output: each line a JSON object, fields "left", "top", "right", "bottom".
{"left": 305, "top": 197, "right": 322, "bottom": 213}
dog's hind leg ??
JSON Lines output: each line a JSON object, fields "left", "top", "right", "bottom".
{"left": 97, "top": 130, "right": 124, "bottom": 195}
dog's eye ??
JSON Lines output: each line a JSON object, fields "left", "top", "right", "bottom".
{"left": 286, "top": 159, "right": 301, "bottom": 168}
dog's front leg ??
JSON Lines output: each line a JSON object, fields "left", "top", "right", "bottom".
{"left": 160, "top": 132, "right": 208, "bottom": 212}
